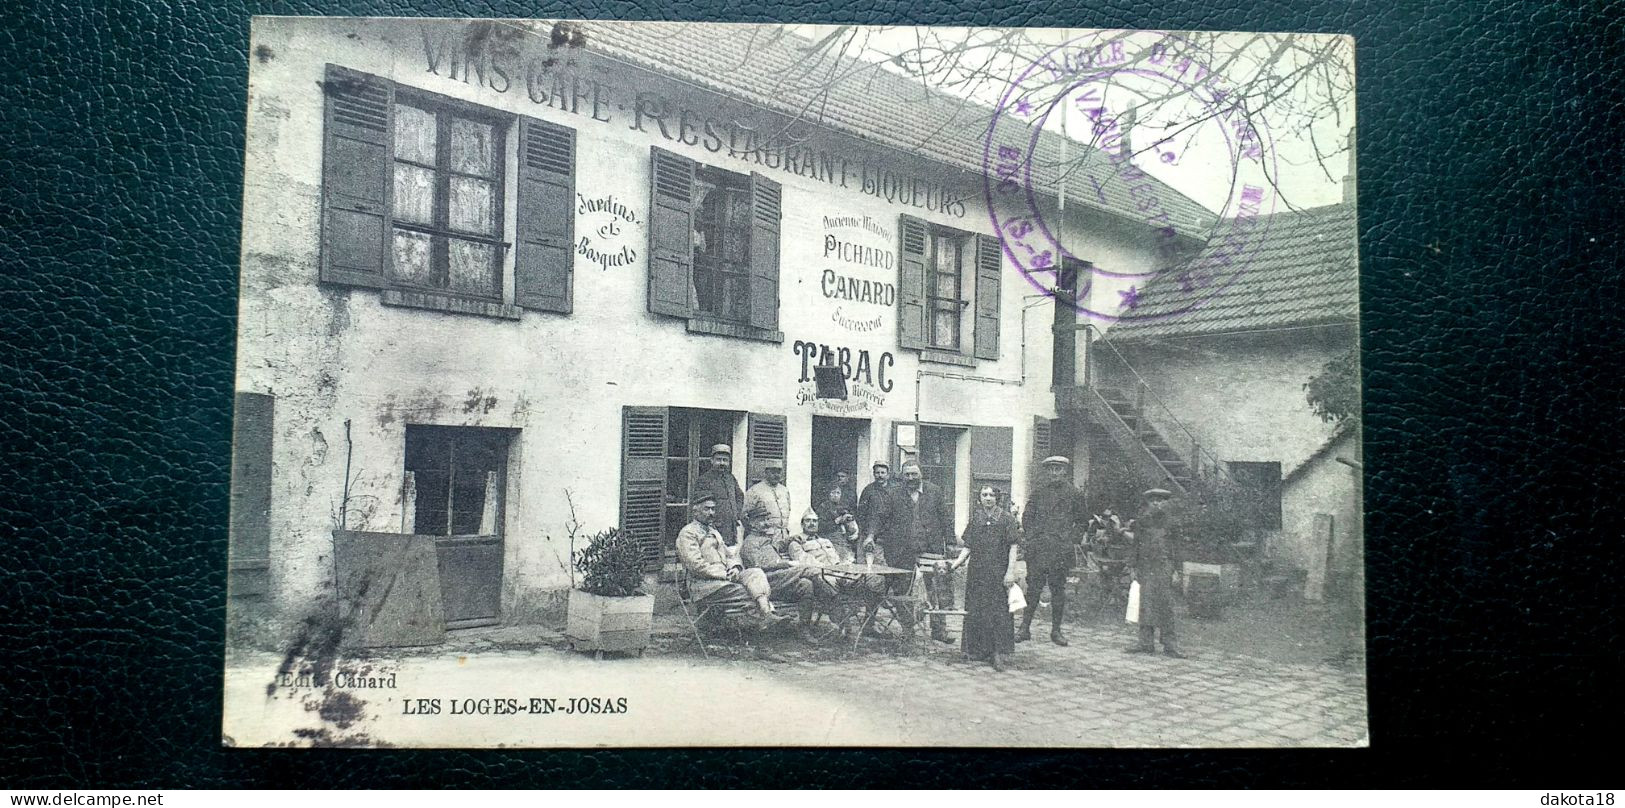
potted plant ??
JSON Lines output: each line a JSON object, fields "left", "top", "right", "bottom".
{"left": 565, "top": 526, "right": 654, "bottom": 657}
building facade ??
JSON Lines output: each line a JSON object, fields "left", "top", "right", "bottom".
{"left": 227, "top": 19, "right": 1214, "bottom": 632}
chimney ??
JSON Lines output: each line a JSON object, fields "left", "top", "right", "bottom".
{"left": 1342, "top": 127, "right": 1357, "bottom": 206}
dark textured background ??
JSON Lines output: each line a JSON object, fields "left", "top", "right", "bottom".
{"left": 2, "top": 0, "right": 1621, "bottom": 788}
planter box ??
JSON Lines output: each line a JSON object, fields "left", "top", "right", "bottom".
{"left": 565, "top": 589, "right": 654, "bottom": 654}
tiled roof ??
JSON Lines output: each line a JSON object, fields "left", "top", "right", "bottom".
{"left": 572, "top": 21, "right": 1214, "bottom": 237}
{"left": 1103, "top": 204, "right": 1358, "bottom": 341}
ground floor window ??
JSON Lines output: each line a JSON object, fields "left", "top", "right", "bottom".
{"left": 620, "top": 406, "right": 786, "bottom": 569}
{"left": 918, "top": 426, "right": 963, "bottom": 519}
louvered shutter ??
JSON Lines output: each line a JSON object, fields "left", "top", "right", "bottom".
{"left": 320, "top": 64, "right": 393, "bottom": 288}
{"left": 970, "top": 425, "right": 1014, "bottom": 502}
{"left": 746, "top": 172, "right": 782, "bottom": 331}
{"left": 973, "top": 234, "right": 1003, "bottom": 360}
{"left": 745, "top": 412, "right": 788, "bottom": 488}
{"left": 647, "top": 147, "right": 696, "bottom": 317}
{"left": 897, "top": 214, "right": 928, "bottom": 349}
{"left": 1031, "top": 415, "right": 1055, "bottom": 484}
{"left": 514, "top": 117, "right": 575, "bottom": 313}
{"left": 620, "top": 406, "right": 669, "bottom": 566}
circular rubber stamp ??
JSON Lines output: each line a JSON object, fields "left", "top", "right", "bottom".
{"left": 983, "top": 31, "right": 1281, "bottom": 322}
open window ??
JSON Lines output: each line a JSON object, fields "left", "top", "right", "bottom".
{"left": 898, "top": 214, "right": 1002, "bottom": 362}
{"left": 646, "top": 146, "right": 782, "bottom": 341}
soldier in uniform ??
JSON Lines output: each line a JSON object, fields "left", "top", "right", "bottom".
{"left": 692, "top": 444, "right": 745, "bottom": 544}
{"left": 855, "top": 460, "right": 894, "bottom": 558}
{"left": 1020, "top": 455, "right": 1089, "bottom": 646}
{"left": 1127, "top": 488, "right": 1187, "bottom": 658}
{"left": 673, "top": 493, "right": 780, "bottom": 623}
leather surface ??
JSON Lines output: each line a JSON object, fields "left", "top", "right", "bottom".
{"left": 3, "top": 0, "right": 1622, "bottom": 788}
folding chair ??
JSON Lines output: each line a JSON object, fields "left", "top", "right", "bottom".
{"left": 674, "top": 566, "right": 753, "bottom": 658}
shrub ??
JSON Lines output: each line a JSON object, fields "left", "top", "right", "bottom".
{"left": 572, "top": 527, "right": 646, "bottom": 597}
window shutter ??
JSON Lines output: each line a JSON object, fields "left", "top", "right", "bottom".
{"left": 320, "top": 64, "right": 393, "bottom": 288}
{"left": 647, "top": 146, "right": 696, "bottom": 317}
{"left": 970, "top": 425, "right": 1014, "bottom": 490}
{"left": 973, "top": 233, "right": 1003, "bottom": 360}
{"left": 514, "top": 117, "right": 575, "bottom": 313}
{"left": 620, "top": 406, "right": 669, "bottom": 566}
{"left": 897, "top": 214, "right": 928, "bottom": 350}
{"left": 228, "top": 392, "right": 274, "bottom": 598}
{"left": 745, "top": 412, "right": 788, "bottom": 488}
{"left": 746, "top": 172, "right": 782, "bottom": 331}
{"left": 1031, "top": 415, "right": 1055, "bottom": 484}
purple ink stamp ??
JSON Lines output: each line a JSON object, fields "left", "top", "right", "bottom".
{"left": 983, "top": 31, "right": 1281, "bottom": 322}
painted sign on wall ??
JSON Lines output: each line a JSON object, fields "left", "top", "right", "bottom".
{"left": 820, "top": 214, "right": 897, "bottom": 337}
{"left": 575, "top": 194, "right": 639, "bottom": 271}
{"left": 792, "top": 338, "right": 894, "bottom": 416}
{"left": 418, "top": 23, "right": 972, "bottom": 218}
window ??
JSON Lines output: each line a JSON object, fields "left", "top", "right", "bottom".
{"left": 403, "top": 426, "right": 510, "bottom": 536}
{"left": 918, "top": 426, "right": 963, "bottom": 518}
{"left": 1227, "top": 461, "right": 1283, "bottom": 530}
{"left": 389, "top": 98, "right": 506, "bottom": 299}
{"left": 319, "top": 64, "right": 576, "bottom": 317}
{"left": 692, "top": 167, "right": 754, "bottom": 323}
{"left": 897, "top": 214, "right": 1002, "bottom": 361}
{"left": 646, "top": 146, "right": 783, "bottom": 341}
{"left": 926, "top": 228, "right": 969, "bottom": 350}
{"left": 620, "top": 407, "right": 786, "bottom": 570}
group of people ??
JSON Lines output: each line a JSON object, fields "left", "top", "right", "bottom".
{"left": 673, "top": 445, "right": 1185, "bottom": 672}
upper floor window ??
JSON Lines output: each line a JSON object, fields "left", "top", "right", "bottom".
{"left": 318, "top": 64, "right": 576, "bottom": 317}
{"left": 897, "top": 214, "right": 1003, "bottom": 362}
{"left": 390, "top": 99, "right": 506, "bottom": 299}
{"left": 692, "top": 166, "right": 754, "bottom": 322}
{"left": 926, "top": 228, "right": 970, "bottom": 351}
{"left": 646, "top": 146, "right": 783, "bottom": 342}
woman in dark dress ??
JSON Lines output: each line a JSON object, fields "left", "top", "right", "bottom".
{"left": 961, "top": 485, "right": 1022, "bottom": 671}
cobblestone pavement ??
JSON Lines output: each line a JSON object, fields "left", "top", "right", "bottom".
{"left": 684, "top": 616, "right": 1368, "bottom": 748}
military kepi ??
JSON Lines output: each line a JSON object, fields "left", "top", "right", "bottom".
{"left": 1041, "top": 455, "right": 1071, "bottom": 466}
{"left": 710, "top": 444, "right": 732, "bottom": 455}
{"left": 690, "top": 492, "right": 719, "bottom": 506}
{"left": 763, "top": 458, "right": 785, "bottom": 470}
{"left": 1141, "top": 488, "right": 1173, "bottom": 500}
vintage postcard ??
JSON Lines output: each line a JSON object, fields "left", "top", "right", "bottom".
{"left": 224, "top": 17, "right": 1363, "bottom": 748}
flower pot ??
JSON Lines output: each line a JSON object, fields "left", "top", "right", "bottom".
{"left": 566, "top": 589, "right": 654, "bottom": 654}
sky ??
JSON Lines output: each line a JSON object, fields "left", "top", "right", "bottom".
{"left": 793, "top": 24, "right": 1356, "bottom": 215}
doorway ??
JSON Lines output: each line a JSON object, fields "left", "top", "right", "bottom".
{"left": 810, "top": 416, "right": 867, "bottom": 510}
{"left": 402, "top": 425, "right": 514, "bottom": 630}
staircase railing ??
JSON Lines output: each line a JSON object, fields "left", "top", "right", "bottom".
{"left": 1082, "top": 323, "right": 1231, "bottom": 484}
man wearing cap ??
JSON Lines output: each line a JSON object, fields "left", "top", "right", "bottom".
{"left": 866, "top": 461, "right": 957, "bottom": 642}
{"left": 1020, "top": 455, "right": 1089, "bottom": 646}
{"left": 693, "top": 444, "right": 745, "bottom": 544}
{"left": 856, "top": 460, "right": 894, "bottom": 556}
{"left": 742, "top": 458, "right": 794, "bottom": 542}
{"left": 1128, "top": 488, "right": 1186, "bottom": 657}
{"left": 674, "top": 493, "right": 780, "bottom": 624}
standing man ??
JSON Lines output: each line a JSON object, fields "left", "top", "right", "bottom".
{"left": 742, "top": 458, "right": 794, "bottom": 543}
{"left": 856, "top": 460, "right": 894, "bottom": 556}
{"left": 1020, "top": 456, "right": 1088, "bottom": 646}
{"left": 1128, "top": 488, "right": 1186, "bottom": 658}
{"left": 693, "top": 444, "right": 744, "bottom": 544}
{"left": 674, "top": 493, "right": 779, "bottom": 623}
{"left": 867, "top": 461, "right": 957, "bottom": 642}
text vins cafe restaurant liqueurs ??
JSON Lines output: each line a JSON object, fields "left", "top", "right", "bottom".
{"left": 228, "top": 18, "right": 1215, "bottom": 637}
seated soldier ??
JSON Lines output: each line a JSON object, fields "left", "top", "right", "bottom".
{"left": 787, "top": 509, "right": 888, "bottom": 636}
{"left": 675, "top": 493, "right": 784, "bottom": 626}
{"left": 741, "top": 504, "right": 836, "bottom": 639}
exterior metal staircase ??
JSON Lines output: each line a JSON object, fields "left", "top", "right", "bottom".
{"left": 1054, "top": 325, "right": 1228, "bottom": 495}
